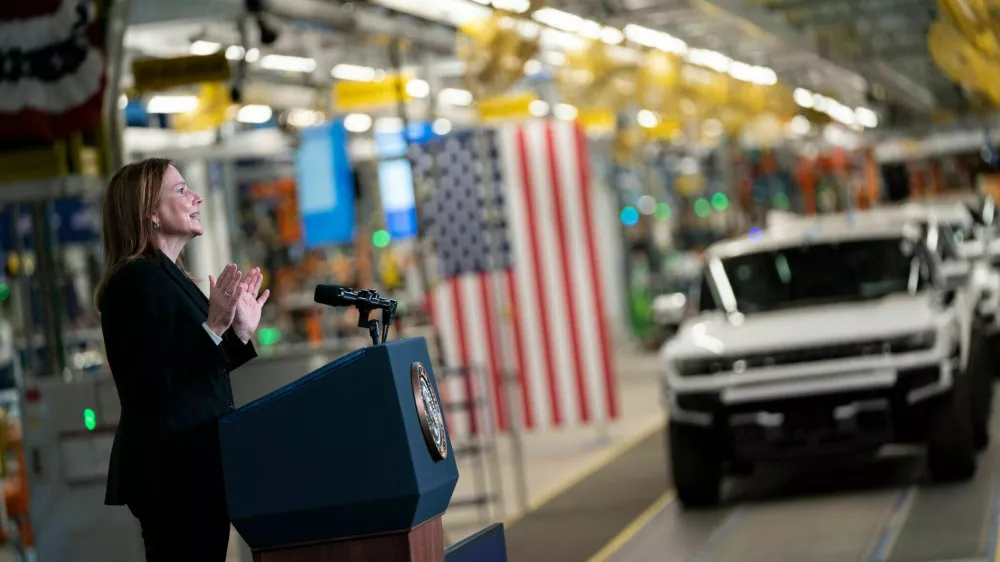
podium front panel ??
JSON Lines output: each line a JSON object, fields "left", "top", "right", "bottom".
{"left": 219, "top": 338, "right": 459, "bottom": 549}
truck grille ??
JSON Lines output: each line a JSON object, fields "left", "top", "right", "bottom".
{"left": 676, "top": 333, "right": 933, "bottom": 376}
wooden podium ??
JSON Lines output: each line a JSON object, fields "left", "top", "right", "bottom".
{"left": 218, "top": 338, "right": 504, "bottom": 562}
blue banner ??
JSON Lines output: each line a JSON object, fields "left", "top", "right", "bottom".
{"left": 373, "top": 122, "right": 440, "bottom": 242}
{"left": 377, "top": 159, "right": 418, "bottom": 240}
{"left": 296, "top": 120, "right": 356, "bottom": 246}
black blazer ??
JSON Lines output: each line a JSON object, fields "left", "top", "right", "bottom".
{"left": 100, "top": 252, "right": 257, "bottom": 507}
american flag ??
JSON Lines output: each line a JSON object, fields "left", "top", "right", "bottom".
{"left": 415, "top": 120, "right": 618, "bottom": 436}
{"left": 0, "top": 0, "right": 107, "bottom": 140}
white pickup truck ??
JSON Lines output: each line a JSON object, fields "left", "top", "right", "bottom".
{"left": 660, "top": 213, "right": 990, "bottom": 507}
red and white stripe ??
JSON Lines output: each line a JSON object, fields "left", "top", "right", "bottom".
{"left": 429, "top": 119, "right": 618, "bottom": 437}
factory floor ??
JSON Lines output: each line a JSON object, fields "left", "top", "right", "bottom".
{"left": 499, "top": 387, "right": 1000, "bottom": 562}
{"left": 226, "top": 349, "right": 1000, "bottom": 562}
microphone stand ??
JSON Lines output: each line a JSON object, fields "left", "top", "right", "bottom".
{"left": 348, "top": 289, "right": 397, "bottom": 347}
{"left": 357, "top": 305, "right": 380, "bottom": 347}
{"left": 380, "top": 301, "right": 397, "bottom": 345}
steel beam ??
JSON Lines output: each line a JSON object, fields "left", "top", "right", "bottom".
{"left": 760, "top": 0, "right": 927, "bottom": 10}
{"left": 104, "top": 0, "right": 133, "bottom": 173}
{"left": 129, "top": 0, "right": 458, "bottom": 52}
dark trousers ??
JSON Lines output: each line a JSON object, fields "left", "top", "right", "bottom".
{"left": 129, "top": 496, "right": 230, "bottom": 562}
{"left": 127, "top": 420, "right": 231, "bottom": 562}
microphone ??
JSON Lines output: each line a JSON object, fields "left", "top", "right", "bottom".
{"left": 314, "top": 285, "right": 395, "bottom": 310}
{"left": 314, "top": 285, "right": 398, "bottom": 346}
{"left": 313, "top": 284, "right": 356, "bottom": 308}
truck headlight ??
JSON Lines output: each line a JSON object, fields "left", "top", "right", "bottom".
{"left": 675, "top": 358, "right": 726, "bottom": 377}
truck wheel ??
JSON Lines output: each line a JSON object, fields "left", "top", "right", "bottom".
{"left": 927, "top": 370, "right": 977, "bottom": 482}
{"left": 989, "top": 332, "right": 1000, "bottom": 378}
{"left": 669, "top": 421, "right": 721, "bottom": 507}
{"left": 969, "top": 332, "right": 992, "bottom": 450}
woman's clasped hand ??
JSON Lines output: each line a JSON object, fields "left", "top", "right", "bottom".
{"left": 206, "top": 264, "right": 271, "bottom": 342}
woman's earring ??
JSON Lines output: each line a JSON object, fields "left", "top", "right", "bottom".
{"left": 153, "top": 222, "right": 160, "bottom": 229}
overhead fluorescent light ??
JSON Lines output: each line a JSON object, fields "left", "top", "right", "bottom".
{"left": 541, "top": 51, "right": 566, "bottom": 66}
{"left": 523, "top": 59, "right": 542, "bottom": 75}
{"left": 147, "top": 95, "right": 199, "bottom": 114}
{"left": 260, "top": 54, "right": 316, "bottom": 73}
{"left": 432, "top": 118, "right": 453, "bottom": 135}
{"left": 729, "top": 62, "right": 778, "bottom": 86}
{"left": 751, "top": 67, "right": 777, "bottom": 85}
{"left": 728, "top": 61, "right": 755, "bottom": 82}
{"left": 515, "top": 19, "right": 542, "bottom": 40}
{"left": 190, "top": 41, "right": 221, "bottom": 55}
{"left": 686, "top": 48, "right": 731, "bottom": 73}
{"left": 286, "top": 109, "right": 325, "bottom": 128}
{"left": 532, "top": 8, "right": 583, "bottom": 34}
{"left": 245, "top": 48, "right": 260, "bottom": 63}
{"left": 600, "top": 26, "right": 625, "bottom": 45}
{"left": 623, "top": 24, "right": 657, "bottom": 46}
{"left": 855, "top": 107, "right": 878, "bottom": 128}
{"left": 439, "top": 88, "right": 474, "bottom": 106}
{"left": 827, "top": 101, "right": 856, "bottom": 126}
{"left": 812, "top": 93, "right": 830, "bottom": 112}
{"left": 656, "top": 35, "right": 688, "bottom": 54}
{"left": 529, "top": 100, "right": 550, "bottom": 117}
{"left": 637, "top": 109, "right": 658, "bottom": 128}
{"left": 406, "top": 79, "right": 430, "bottom": 98}
{"left": 492, "top": 0, "right": 530, "bottom": 13}
{"left": 578, "top": 19, "right": 603, "bottom": 40}
{"left": 226, "top": 46, "right": 246, "bottom": 61}
{"left": 789, "top": 115, "right": 811, "bottom": 135}
{"left": 793, "top": 88, "right": 814, "bottom": 108}
{"left": 237, "top": 105, "right": 273, "bottom": 124}
{"left": 332, "top": 63, "right": 380, "bottom": 82}
{"left": 343, "top": 113, "right": 373, "bottom": 133}
{"left": 553, "top": 103, "right": 578, "bottom": 121}
{"left": 368, "top": 0, "right": 490, "bottom": 28}
{"left": 623, "top": 24, "right": 687, "bottom": 54}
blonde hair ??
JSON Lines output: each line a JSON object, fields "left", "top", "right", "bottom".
{"left": 94, "top": 158, "right": 174, "bottom": 311}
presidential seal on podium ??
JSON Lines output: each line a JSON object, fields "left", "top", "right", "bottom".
{"left": 411, "top": 362, "right": 448, "bottom": 460}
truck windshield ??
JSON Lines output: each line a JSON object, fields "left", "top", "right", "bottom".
{"left": 716, "top": 237, "right": 928, "bottom": 313}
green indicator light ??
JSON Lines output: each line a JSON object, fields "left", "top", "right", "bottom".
{"left": 694, "top": 199, "right": 712, "bottom": 218}
{"left": 711, "top": 192, "right": 729, "bottom": 211}
{"left": 654, "top": 203, "right": 671, "bottom": 221}
{"left": 372, "top": 230, "right": 391, "bottom": 248}
{"left": 83, "top": 408, "right": 96, "bottom": 431}
{"left": 258, "top": 327, "right": 281, "bottom": 346}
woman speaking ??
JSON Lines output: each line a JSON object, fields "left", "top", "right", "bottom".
{"left": 95, "top": 158, "right": 270, "bottom": 561}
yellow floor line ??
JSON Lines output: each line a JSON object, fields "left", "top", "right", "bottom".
{"left": 995, "top": 509, "right": 1000, "bottom": 562}
{"left": 586, "top": 490, "right": 677, "bottom": 562}
{"left": 502, "top": 416, "right": 665, "bottom": 528}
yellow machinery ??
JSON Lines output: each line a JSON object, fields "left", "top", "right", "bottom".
{"left": 929, "top": 0, "right": 1000, "bottom": 106}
